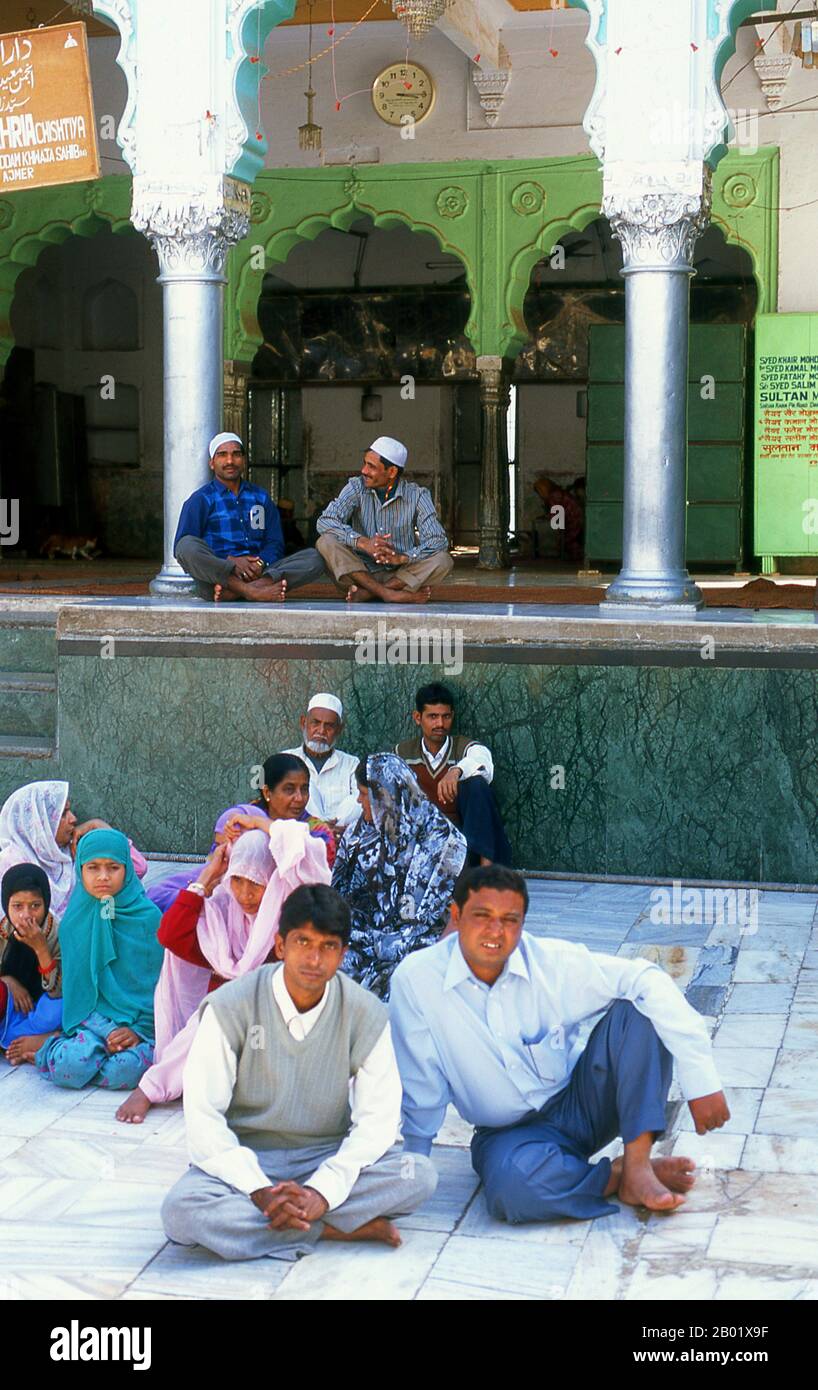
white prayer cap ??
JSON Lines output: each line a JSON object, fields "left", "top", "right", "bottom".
{"left": 209, "top": 431, "right": 244, "bottom": 459}
{"left": 307, "top": 692, "right": 343, "bottom": 719}
{"left": 369, "top": 435, "right": 408, "bottom": 470}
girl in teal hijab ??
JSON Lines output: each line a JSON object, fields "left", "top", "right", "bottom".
{"left": 36, "top": 829, "right": 164, "bottom": 1090}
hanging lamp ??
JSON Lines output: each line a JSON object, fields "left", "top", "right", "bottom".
{"left": 391, "top": 0, "right": 455, "bottom": 40}
{"left": 298, "top": 1, "right": 322, "bottom": 152}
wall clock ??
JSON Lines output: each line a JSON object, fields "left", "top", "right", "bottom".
{"left": 371, "top": 61, "right": 435, "bottom": 127}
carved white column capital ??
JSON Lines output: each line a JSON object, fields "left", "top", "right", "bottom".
{"left": 132, "top": 175, "right": 252, "bottom": 278}
{"left": 604, "top": 168, "right": 712, "bottom": 272}
{"left": 471, "top": 67, "right": 511, "bottom": 129}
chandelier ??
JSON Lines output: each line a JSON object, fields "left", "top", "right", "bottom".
{"left": 391, "top": 0, "right": 455, "bottom": 40}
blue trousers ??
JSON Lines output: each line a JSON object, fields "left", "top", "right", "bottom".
{"left": 35, "top": 1010, "right": 154, "bottom": 1090}
{"left": 457, "top": 775, "right": 512, "bottom": 866}
{"left": 471, "top": 1001, "right": 672, "bottom": 1223}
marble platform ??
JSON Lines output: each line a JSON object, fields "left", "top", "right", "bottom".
{"left": 1, "top": 874, "right": 816, "bottom": 1302}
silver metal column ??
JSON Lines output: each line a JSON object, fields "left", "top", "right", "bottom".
{"left": 476, "top": 354, "right": 510, "bottom": 570}
{"left": 600, "top": 185, "right": 711, "bottom": 613}
{"left": 132, "top": 180, "right": 251, "bottom": 597}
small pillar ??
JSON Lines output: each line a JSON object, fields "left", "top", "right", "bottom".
{"left": 476, "top": 354, "right": 510, "bottom": 570}
{"left": 600, "top": 182, "right": 710, "bottom": 614}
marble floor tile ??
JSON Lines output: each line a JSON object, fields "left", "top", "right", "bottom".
{"left": 0, "top": 1136, "right": 25, "bottom": 1162}
{"left": 671, "top": 1131, "right": 746, "bottom": 1170}
{"left": 742, "top": 1135, "right": 818, "bottom": 1175}
{"left": 732, "top": 948, "right": 804, "bottom": 983}
{"left": 0, "top": 1221, "right": 164, "bottom": 1276}
{"left": 399, "top": 1146, "right": 479, "bottom": 1233}
{"left": 767, "top": 1050, "right": 818, "bottom": 1094}
{"left": 708, "top": 1215, "right": 818, "bottom": 1268}
{"left": 416, "top": 1277, "right": 535, "bottom": 1300}
{"left": 754, "top": 1090, "right": 818, "bottom": 1138}
{"left": 782, "top": 1014, "right": 818, "bottom": 1050}
{"left": 456, "top": 1191, "right": 590, "bottom": 1246}
{"left": 112, "top": 1143, "right": 190, "bottom": 1187}
{"left": 273, "top": 1229, "right": 448, "bottom": 1301}
{"left": 724, "top": 983, "right": 795, "bottom": 1013}
{"left": 687, "top": 944, "right": 736, "bottom": 988}
{"left": 677, "top": 1087, "right": 762, "bottom": 1135}
{"left": 712, "top": 1273, "right": 818, "bottom": 1301}
{"left": 0, "top": 1067, "right": 92, "bottom": 1137}
{"left": 616, "top": 943, "right": 701, "bottom": 989}
{"left": 791, "top": 981, "right": 818, "bottom": 1011}
{"left": 0, "top": 1133, "right": 142, "bottom": 1181}
{"left": 422, "top": 1233, "right": 580, "bottom": 1300}
{"left": 128, "top": 1242, "right": 291, "bottom": 1300}
{"left": 713, "top": 1013, "right": 788, "bottom": 1048}
{"left": 627, "top": 922, "right": 713, "bottom": 946}
{"left": 706, "top": 1047, "right": 777, "bottom": 1088}
{"left": 623, "top": 1258, "right": 719, "bottom": 1301}
{"left": 563, "top": 1204, "right": 644, "bottom": 1301}
{"left": 0, "top": 1176, "right": 83, "bottom": 1220}
{"left": 0, "top": 1273, "right": 139, "bottom": 1301}
{"left": 638, "top": 1210, "right": 718, "bottom": 1256}
{"left": 60, "top": 1182, "right": 166, "bottom": 1230}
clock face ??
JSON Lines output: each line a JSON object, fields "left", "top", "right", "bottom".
{"left": 372, "top": 62, "right": 435, "bottom": 127}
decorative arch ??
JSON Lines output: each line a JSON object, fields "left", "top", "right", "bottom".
{"left": 228, "top": 0, "right": 299, "bottom": 185}
{"left": 0, "top": 176, "right": 134, "bottom": 369}
{"left": 226, "top": 164, "right": 482, "bottom": 363}
{"left": 225, "top": 149, "right": 779, "bottom": 366}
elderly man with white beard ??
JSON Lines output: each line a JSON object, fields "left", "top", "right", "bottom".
{"left": 280, "top": 694, "right": 360, "bottom": 836}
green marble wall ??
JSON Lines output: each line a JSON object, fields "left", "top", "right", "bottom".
{"left": 54, "top": 650, "right": 818, "bottom": 883}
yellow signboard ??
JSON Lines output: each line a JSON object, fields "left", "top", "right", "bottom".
{"left": 0, "top": 23, "right": 100, "bottom": 191}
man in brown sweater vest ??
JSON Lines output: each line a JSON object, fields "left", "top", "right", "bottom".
{"left": 395, "top": 682, "right": 512, "bottom": 868}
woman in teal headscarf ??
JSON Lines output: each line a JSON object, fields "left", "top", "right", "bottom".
{"left": 36, "top": 828, "right": 164, "bottom": 1090}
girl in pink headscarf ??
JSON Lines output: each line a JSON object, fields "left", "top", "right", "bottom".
{"left": 115, "top": 820, "right": 330, "bottom": 1124}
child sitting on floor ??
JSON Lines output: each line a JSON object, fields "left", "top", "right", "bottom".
{"left": 0, "top": 864, "right": 63, "bottom": 1066}
{"left": 35, "top": 829, "right": 164, "bottom": 1090}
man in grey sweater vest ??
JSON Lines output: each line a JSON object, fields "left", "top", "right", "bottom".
{"left": 161, "top": 884, "right": 437, "bottom": 1261}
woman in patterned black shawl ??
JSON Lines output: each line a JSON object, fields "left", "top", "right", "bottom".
{"left": 331, "top": 752, "right": 467, "bottom": 999}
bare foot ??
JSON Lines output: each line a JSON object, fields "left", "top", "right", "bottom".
{"left": 618, "top": 1159, "right": 687, "bottom": 1212}
{"left": 116, "top": 1087, "right": 152, "bottom": 1124}
{"left": 384, "top": 586, "right": 432, "bottom": 605}
{"left": 345, "top": 585, "right": 374, "bottom": 604}
{"left": 321, "top": 1216, "right": 402, "bottom": 1247}
{"left": 6, "top": 1032, "right": 52, "bottom": 1066}
{"left": 244, "top": 578, "right": 287, "bottom": 603}
{"left": 214, "top": 584, "right": 241, "bottom": 603}
{"left": 651, "top": 1155, "right": 696, "bottom": 1193}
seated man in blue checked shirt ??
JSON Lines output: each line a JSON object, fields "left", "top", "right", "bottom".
{"left": 174, "top": 432, "right": 326, "bottom": 602}
{"left": 315, "top": 436, "right": 453, "bottom": 605}
{"left": 390, "top": 865, "right": 731, "bottom": 1223}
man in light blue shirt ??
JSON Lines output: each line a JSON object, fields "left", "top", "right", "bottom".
{"left": 390, "top": 866, "right": 731, "bottom": 1222}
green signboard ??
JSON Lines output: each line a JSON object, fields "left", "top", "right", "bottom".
{"left": 755, "top": 313, "right": 818, "bottom": 561}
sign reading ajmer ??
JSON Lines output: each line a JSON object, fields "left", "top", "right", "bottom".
{"left": 0, "top": 23, "right": 99, "bottom": 190}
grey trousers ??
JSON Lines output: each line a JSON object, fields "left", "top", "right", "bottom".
{"left": 175, "top": 535, "right": 326, "bottom": 601}
{"left": 161, "top": 1142, "right": 438, "bottom": 1262}
{"left": 316, "top": 533, "right": 454, "bottom": 593}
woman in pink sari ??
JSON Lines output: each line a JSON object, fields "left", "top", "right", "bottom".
{"left": 115, "top": 820, "right": 330, "bottom": 1124}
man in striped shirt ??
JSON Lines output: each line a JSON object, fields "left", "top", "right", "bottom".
{"left": 315, "top": 436, "right": 453, "bottom": 604}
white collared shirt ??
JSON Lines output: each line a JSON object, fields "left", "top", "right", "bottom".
{"left": 182, "top": 969, "right": 402, "bottom": 1209}
{"left": 421, "top": 735, "right": 493, "bottom": 783}
{"left": 390, "top": 931, "right": 722, "bottom": 1155}
{"left": 280, "top": 744, "right": 360, "bottom": 826}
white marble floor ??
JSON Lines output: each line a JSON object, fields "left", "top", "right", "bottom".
{"left": 1, "top": 876, "right": 816, "bottom": 1301}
